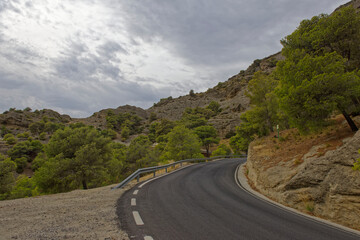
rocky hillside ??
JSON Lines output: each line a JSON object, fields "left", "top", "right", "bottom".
{"left": 0, "top": 108, "right": 71, "bottom": 129}
{"left": 147, "top": 52, "right": 283, "bottom": 137}
{"left": 246, "top": 115, "right": 360, "bottom": 230}
{"left": 70, "top": 52, "right": 283, "bottom": 138}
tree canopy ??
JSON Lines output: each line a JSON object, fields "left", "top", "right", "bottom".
{"left": 162, "top": 125, "right": 202, "bottom": 161}
{"left": 34, "top": 127, "right": 113, "bottom": 193}
{"left": 194, "top": 125, "right": 219, "bottom": 157}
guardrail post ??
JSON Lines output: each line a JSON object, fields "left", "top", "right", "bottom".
{"left": 137, "top": 175, "right": 140, "bottom": 182}
{"left": 165, "top": 168, "right": 167, "bottom": 173}
{"left": 153, "top": 171, "right": 156, "bottom": 177}
{"left": 180, "top": 162, "right": 182, "bottom": 167}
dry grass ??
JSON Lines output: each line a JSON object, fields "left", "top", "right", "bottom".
{"left": 251, "top": 115, "right": 358, "bottom": 170}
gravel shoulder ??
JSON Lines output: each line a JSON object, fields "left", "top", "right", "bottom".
{"left": 0, "top": 183, "right": 135, "bottom": 240}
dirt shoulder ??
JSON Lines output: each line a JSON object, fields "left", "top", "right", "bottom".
{"left": 0, "top": 183, "right": 135, "bottom": 240}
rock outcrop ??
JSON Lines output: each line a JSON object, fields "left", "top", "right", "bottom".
{"left": 246, "top": 130, "right": 360, "bottom": 230}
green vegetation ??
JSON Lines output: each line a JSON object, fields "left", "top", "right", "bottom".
{"left": 230, "top": 5, "right": 360, "bottom": 153}
{"left": 148, "top": 119, "right": 176, "bottom": 142}
{"left": 34, "top": 126, "right": 113, "bottom": 193}
{"left": 106, "top": 110, "right": 142, "bottom": 135}
{"left": 162, "top": 125, "right": 203, "bottom": 161}
{"left": 194, "top": 125, "right": 219, "bottom": 156}
{"left": 4, "top": 133, "right": 17, "bottom": 145}
{"left": 230, "top": 72, "right": 282, "bottom": 153}
{"left": 212, "top": 144, "right": 232, "bottom": 156}
{"left": 0, "top": 156, "right": 16, "bottom": 200}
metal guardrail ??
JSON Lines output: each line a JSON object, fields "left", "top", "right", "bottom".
{"left": 112, "top": 154, "right": 247, "bottom": 189}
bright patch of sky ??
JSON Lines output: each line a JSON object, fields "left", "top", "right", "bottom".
{"left": 0, "top": 0, "right": 349, "bottom": 117}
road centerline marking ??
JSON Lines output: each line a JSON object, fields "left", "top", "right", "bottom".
{"left": 133, "top": 190, "right": 139, "bottom": 195}
{"left": 131, "top": 198, "right": 136, "bottom": 206}
{"left": 144, "top": 236, "right": 154, "bottom": 240}
{"left": 132, "top": 211, "right": 144, "bottom": 225}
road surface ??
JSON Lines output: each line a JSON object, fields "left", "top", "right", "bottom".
{"left": 117, "top": 158, "right": 359, "bottom": 240}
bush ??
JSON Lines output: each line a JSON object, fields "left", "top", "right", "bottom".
{"left": 17, "top": 132, "right": 30, "bottom": 139}
{"left": 39, "top": 132, "right": 47, "bottom": 140}
{"left": 0, "top": 158, "right": 16, "bottom": 199}
{"left": 4, "top": 134, "right": 17, "bottom": 145}
{"left": 14, "top": 157, "right": 27, "bottom": 173}
{"left": 9, "top": 175, "right": 39, "bottom": 199}
{"left": 8, "top": 140, "right": 43, "bottom": 162}
{"left": 212, "top": 144, "right": 232, "bottom": 156}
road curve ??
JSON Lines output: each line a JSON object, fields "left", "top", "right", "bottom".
{"left": 117, "top": 158, "right": 359, "bottom": 240}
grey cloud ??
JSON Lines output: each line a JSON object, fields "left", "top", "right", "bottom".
{"left": 0, "top": 0, "right": 350, "bottom": 118}
{"left": 55, "top": 40, "right": 125, "bottom": 82}
{"left": 116, "top": 0, "right": 348, "bottom": 67}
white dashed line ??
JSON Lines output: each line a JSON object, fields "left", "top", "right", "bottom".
{"left": 144, "top": 236, "right": 154, "bottom": 240}
{"left": 131, "top": 198, "right": 136, "bottom": 206}
{"left": 133, "top": 190, "right": 139, "bottom": 195}
{"left": 132, "top": 211, "right": 144, "bottom": 225}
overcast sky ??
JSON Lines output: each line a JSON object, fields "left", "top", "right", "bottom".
{"left": 0, "top": 0, "right": 349, "bottom": 117}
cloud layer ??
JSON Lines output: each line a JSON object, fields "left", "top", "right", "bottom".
{"left": 0, "top": 0, "right": 348, "bottom": 117}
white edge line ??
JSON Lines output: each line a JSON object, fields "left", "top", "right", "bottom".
{"left": 144, "top": 236, "right": 154, "bottom": 240}
{"left": 132, "top": 211, "right": 144, "bottom": 225}
{"left": 131, "top": 198, "right": 136, "bottom": 206}
{"left": 235, "top": 163, "right": 360, "bottom": 237}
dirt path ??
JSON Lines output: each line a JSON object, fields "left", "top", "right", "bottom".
{"left": 0, "top": 183, "right": 135, "bottom": 240}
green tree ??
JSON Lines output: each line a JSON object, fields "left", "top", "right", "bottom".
{"left": 29, "top": 121, "right": 45, "bottom": 135}
{"left": 281, "top": 6, "right": 360, "bottom": 71}
{"left": 246, "top": 71, "right": 280, "bottom": 133}
{"left": 126, "top": 135, "right": 153, "bottom": 169}
{"left": 276, "top": 52, "right": 360, "bottom": 132}
{"left": 8, "top": 139, "right": 43, "bottom": 162}
{"left": 206, "top": 101, "right": 221, "bottom": 114}
{"left": 13, "top": 157, "right": 27, "bottom": 173}
{"left": 121, "top": 126, "right": 130, "bottom": 140}
{"left": 9, "top": 175, "right": 39, "bottom": 199}
{"left": 34, "top": 127, "right": 113, "bottom": 193}
{"left": 194, "top": 125, "right": 219, "bottom": 157}
{"left": 180, "top": 107, "right": 209, "bottom": 129}
{"left": 162, "top": 125, "right": 202, "bottom": 161}
{"left": 212, "top": 144, "right": 232, "bottom": 156}
{"left": 107, "top": 143, "right": 127, "bottom": 182}
{"left": 4, "top": 133, "right": 17, "bottom": 145}
{"left": 230, "top": 110, "right": 263, "bottom": 154}
{"left": 148, "top": 119, "right": 176, "bottom": 142}
{"left": 0, "top": 157, "right": 16, "bottom": 200}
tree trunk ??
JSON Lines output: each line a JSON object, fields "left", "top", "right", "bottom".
{"left": 340, "top": 109, "right": 358, "bottom": 132}
{"left": 82, "top": 180, "right": 88, "bottom": 190}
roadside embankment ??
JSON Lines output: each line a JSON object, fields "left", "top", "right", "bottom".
{"left": 245, "top": 117, "right": 360, "bottom": 230}
{"left": 0, "top": 183, "right": 134, "bottom": 240}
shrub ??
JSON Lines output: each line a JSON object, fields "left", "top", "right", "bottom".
{"left": 39, "top": 132, "right": 47, "bottom": 140}
{"left": 14, "top": 157, "right": 27, "bottom": 173}
{"left": 4, "top": 134, "right": 17, "bottom": 145}
{"left": 9, "top": 175, "right": 39, "bottom": 199}
{"left": 212, "top": 144, "right": 232, "bottom": 156}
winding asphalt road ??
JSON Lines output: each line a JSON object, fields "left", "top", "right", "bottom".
{"left": 117, "top": 158, "right": 359, "bottom": 240}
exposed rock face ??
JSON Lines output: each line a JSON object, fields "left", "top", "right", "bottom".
{"left": 246, "top": 131, "right": 360, "bottom": 230}
{"left": 147, "top": 52, "right": 283, "bottom": 136}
